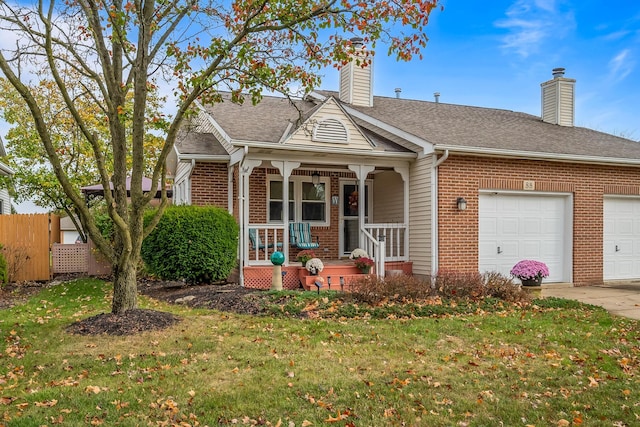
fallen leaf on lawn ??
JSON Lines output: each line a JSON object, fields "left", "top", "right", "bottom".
{"left": 85, "top": 385, "right": 103, "bottom": 394}
{"left": 588, "top": 377, "right": 598, "bottom": 387}
{"left": 35, "top": 399, "right": 58, "bottom": 407}
{"left": 557, "top": 419, "right": 570, "bottom": 426}
{"left": 301, "top": 421, "right": 313, "bottom": 427}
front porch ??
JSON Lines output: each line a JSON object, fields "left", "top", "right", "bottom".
{"left": 242, "top": 259, "right": 413, "bottom": 290}
{"left": 236, "top": 160, "right": 415, "bottom": 287}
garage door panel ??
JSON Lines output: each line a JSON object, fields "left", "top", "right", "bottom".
{"left": 501, "top": 218, "right": 518, "bottom": 235}
{"left": 479, "top": 194, "right": 568, "bottom": 283}
{"left": 604, "top": 198, "right": 640, "bottom": 280}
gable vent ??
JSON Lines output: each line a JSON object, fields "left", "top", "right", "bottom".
{"left": 312, "top": 118, "right": 349, "bottom": 143}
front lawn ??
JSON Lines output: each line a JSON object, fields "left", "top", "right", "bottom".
{"left": 1, "top": 278, "right": 638, "bottom": 426}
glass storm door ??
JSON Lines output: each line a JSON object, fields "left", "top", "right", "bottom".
{"left": 340, "top": 182, "right": 369, "bottom": 257}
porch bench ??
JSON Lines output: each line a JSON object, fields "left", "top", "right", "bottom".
{"left": 289, "top": 222, "right": 320, "bottom": 249}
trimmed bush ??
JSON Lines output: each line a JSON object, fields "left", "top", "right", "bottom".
{"left": 141, "top": 205, "right": 239, "bottom": 284}
{"left": 0, "top": 244, "right": 7, "bottom": 286}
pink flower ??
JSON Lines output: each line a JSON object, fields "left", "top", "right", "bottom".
{"left": 510, "top": 260, "right": 549, "bottom": 280}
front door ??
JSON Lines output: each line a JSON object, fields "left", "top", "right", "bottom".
{"left": 340, "top": 182, "right": 369, "bottom": 257}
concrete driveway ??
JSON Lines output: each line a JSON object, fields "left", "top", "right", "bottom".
{"left": 542, "top": 282, "right": 640, "bottom": 320}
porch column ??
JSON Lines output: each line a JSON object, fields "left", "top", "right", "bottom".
{"left": 348, "top": 164, "right": 375, "bottom": 248}
{"left": 239, "top": 159, "right": 262, "bottom": 286}
{"left": 394, "top": 165, "right": 410, "bottom": 259}
{"left": 271, "top": 161, "right": 300, "bottom": 264}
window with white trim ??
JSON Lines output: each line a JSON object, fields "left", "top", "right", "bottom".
{"left": 268, "top": 176, "right": 329, "bottom": 225}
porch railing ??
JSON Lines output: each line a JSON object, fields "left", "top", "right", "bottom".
{"left": 364, "top": 223, "right": 408, "bottom": 263}
{"left": 246, "top": 224, "right": 286, "bottom": 265}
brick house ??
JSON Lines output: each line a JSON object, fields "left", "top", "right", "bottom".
{"left": 169, "top": 59, "right": 640, "bottom": 288}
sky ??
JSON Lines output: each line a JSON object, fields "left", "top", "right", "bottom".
{"left": 321, "top": 0, "right": 640, "bottom": 138}
{"left": 5, "top": 0, "right": 640, "bottom": 213}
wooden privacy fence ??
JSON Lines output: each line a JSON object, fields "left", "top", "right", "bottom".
{"left": 0, "top": 214, "right": 60, "bottom": 282}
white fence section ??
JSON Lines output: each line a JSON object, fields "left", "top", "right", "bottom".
{"left": 364, "top": 223, "right": 408, "bottom": 262}
{"left": 246, "top": 224, "right": 286, "bottom": 265}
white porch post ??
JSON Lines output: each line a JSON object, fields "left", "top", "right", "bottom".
{"left": 227, "top": 165, "right": 235, "bottom": 214}
{"left": 348, "top": 164, "right": 375, "bottom": 248}
{"left": 394, "top": 165, "right": 410, "bottom": 260}
{"left": 271, "top": 161, "right": 300, "bottom": 265}
{"left": 239, "top": 159, "right": 262, "bottom": 286}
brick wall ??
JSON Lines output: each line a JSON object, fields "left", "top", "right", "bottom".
{"left": 191, "top": 162, "right": 229, "bottom": 208}
{"left": 438, "top": 155, "right": 640, "bottom": 286}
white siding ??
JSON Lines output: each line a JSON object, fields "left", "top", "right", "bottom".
{"left": 408, "top": 156, "right": 433, "bottom": 276}
{"left": 373, "top": 171, "right": 403, "bottom": 223}
{"left": 286, "top": 99, "right": 373, "bottom": 150}
{"left": 173, "top": 161, "right": 193, "bottom": 205}
{"left": 558, "top": 82, "right": 575, "bottom": 127}
{"left": 0, "top": 187, "right": 10, "bottom": 214}
{"left": 541, "top": 77, "right": 575, "bottom": 127}
{"left": 338, "top": 59, "right": 372, "bottom": 107}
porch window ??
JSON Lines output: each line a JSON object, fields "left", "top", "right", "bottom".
{"left": 268, "top": 176, "right": 329, "bottom": 225}
{"left": 301, "top": 182, "right": 326, "bottom": 222}
{"left": 268, "top": 181, "right": 294, "bottom": 222}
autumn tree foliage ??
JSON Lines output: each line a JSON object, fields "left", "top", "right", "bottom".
{"left": 0, "top": 77, "right": 165, "bottom": 242}
{"left": 0, "top": 0, "right": 441, "bottom": 314}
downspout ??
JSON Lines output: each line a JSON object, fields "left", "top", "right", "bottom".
{"left": 431, "top": 150, "right": 449, "bottom": 277}
{"left": 238, "top": 146, "right": 248, "bottom": 287}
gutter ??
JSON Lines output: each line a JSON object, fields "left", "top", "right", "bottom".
{"left": 435, "top": 145, "right": 640, "bottom": 167}
{"left": 0, "top": 161, "right": 14, "bottom": 176}
{"left": 431, "top": 149, "right": 449, "bottom": 278}
{"left": 233, "top": 140, "right": 417, "bottom": 159}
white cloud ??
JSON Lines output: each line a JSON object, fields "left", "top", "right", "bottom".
{"left": 495, "top": 0, "right": 575, "bottom": 58}
{"left": 608, "top": 49, "right": 635, "bottom": 82}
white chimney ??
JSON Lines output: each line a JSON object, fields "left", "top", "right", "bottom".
{"left": 541, "top": 67, "right": 576, "bottom": 127}
{"left": 339, "top": 37, "right": 373, "bottom": 107}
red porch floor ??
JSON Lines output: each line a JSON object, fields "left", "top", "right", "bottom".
{"left": 242, "top": 260, "right": 412, "bottom": 290}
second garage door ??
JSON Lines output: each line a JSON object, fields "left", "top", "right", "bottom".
{"left": 604, "top": 197, "right": 640, "bottom": 280}
{"left": 479, "top": 193, "right": 571, "bottom": 283}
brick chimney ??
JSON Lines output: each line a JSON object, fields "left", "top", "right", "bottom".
{"left": 338, "top": 37, "right": 373, "bottom": 107}
{"left": 540, "top": 67, "right": 576, "bottom": 126}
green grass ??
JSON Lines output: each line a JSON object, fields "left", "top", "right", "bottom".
{"left": 1, "top": 279, "right": 640, "bottom": 426}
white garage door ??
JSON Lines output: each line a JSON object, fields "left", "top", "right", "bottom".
{"left": 604, "top": 198, "right": 640, "bottom": 280}
{"left": 479, "top": 193, "right": 569, "bottom": 283}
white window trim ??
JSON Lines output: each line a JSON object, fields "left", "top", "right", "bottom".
{"left": 267, "top": 174, "right": 331, "bottom": 226}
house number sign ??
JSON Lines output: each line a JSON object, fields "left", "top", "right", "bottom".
{"left": 523, "top": 180, "right": 535, "bottom": 191}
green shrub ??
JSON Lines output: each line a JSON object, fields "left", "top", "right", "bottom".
{"left": 0, "top": 244, "right": 7, "bottom": 286}
{"left": 141, "top": 205, "right": 239, "bottom": 284}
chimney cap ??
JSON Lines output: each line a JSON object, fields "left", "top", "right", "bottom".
{"left": 552, "top": 67, "right": 566, "bottom": 78}
{"left": 350, "top": 37, "right": 364, "bottom": 48}
{"left": 394, "top": 88, "right": 401, "bottom": 98}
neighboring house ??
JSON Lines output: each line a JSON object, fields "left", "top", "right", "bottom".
{"left": 60, "top": 215, "right": 82, "bottom": 244}
{"left": 169, "top": 49, "right": 640, "bottom": 288}
{"left": 0, "top": 137, "right": 14, "bottom": 214}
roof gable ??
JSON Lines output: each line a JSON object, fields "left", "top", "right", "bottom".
{"left": 282, "top": 97, "right": 375, "bottom": 151}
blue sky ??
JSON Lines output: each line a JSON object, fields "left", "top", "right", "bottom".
{"left": 321, "top": 0, "right": 640, "bottom": 139}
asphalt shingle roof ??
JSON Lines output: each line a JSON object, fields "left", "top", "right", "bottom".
{"left": 319, "top": 91, "right": 640, "bottom": 160}
{"left": 178, "top": 90, "right": 640, "bottom": 161}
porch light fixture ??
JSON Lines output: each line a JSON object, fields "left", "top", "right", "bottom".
{"left": 312, "top": 170, "right": 320, "bottom": 185}
{"left": 457, "top": 197, "right": 467, "bottom": 211}
{"left": 331, "top": 195, "right": 339, "bottom": 205}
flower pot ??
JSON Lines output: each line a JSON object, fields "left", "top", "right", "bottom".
{"left": 359, "top": 266, "right": 371, "bottom": 274}
{"left": 520, "top": 276, "right": 542, "bottom": 287}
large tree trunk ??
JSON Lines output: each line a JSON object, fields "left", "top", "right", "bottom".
{"left": 111, "top": 256, "right": 138, "bottom": 314}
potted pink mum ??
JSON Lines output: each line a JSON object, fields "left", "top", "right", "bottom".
{"left": 510, "top": 260, "right": 549, "bottom": 286}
